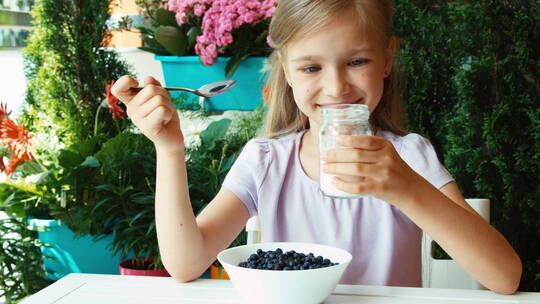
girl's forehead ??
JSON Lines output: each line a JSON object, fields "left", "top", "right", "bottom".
{"left": 283, "top": 13, "right": 381, "bottom": 57}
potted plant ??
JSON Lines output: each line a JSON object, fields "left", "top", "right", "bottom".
{"left": 102, "top": 105, "right": 265, "bottom": 277}
{"left": 0, "top": 100, "right": 136, "bottom": 280}
{"left": 131, "top": 0, "right": 277, "bottom": 111}
{"left": 5, "top": 0, "right": 141, "bottom": 282}
{"left": 0, "top": 103, "right": 54, "bottom": 302}
{"left": 187, "top": 108, "right": 265, "bottom": 279}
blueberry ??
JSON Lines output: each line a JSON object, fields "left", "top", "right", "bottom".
{"left": 237, "top": 248, "right": 337, "bottom": 271}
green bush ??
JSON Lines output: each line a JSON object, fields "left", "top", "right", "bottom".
{"left": 21, "top": 0, "right": 132, "bottom": 145}
{"left": 1, "top": 0, "right": 135, "bottom": 299}
{"left": 0, "top": 217, "right": 51, "bottom": 303}
{"left": 395, "top": 0, "right": 539, "bottom": 291}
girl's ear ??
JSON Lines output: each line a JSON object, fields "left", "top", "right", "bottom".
{"left": 384, "top": 36, "right": 397, "bottom": 76}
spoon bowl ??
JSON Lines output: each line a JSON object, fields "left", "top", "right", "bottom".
{"left": 131, "top": 80, "right": 237, "bottom": 98}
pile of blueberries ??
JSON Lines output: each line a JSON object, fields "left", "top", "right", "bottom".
{"left": 237, "top": 248, "right": 338, "bottom": 271}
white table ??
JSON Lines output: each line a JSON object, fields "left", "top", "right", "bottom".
{"left": 22, "top": 273, "right": 540, "bottom": 304}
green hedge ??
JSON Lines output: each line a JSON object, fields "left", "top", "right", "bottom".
{"left": 395, "top": 0, "right": 539, "bottom": 291}
{"left": 21, "top": 0, "right": 132, "bottom": 145}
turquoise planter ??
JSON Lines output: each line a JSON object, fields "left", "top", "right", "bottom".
{"left": 28, "top": 218, "right": 125, "bottom": 280}
{"left": 155, "top": 56, "right": 267, "bottom": 111}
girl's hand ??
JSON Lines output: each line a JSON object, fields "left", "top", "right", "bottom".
{"left": 112, "top": 75, "right": 184, "bottom": 153}
{"left": 322, "top": 135, "right": 423, "bottom": 205}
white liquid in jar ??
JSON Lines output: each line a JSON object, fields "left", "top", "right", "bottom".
{"left": 318, "top": 104, "right": 372, "bottom": 199}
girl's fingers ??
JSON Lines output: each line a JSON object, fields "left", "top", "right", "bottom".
{"left": 336, "top": 135, "right": 386, "bottom": 150}
{"left": 143, "top": 76, "right": 162, "bottom": 86}
{"left": 323, "top": 148, "right": 380, "bottom": 163}
{"left": 111, "top": 75, "right": 139, "bottom": 104}
{"left": 141, "top": 105, "right": 173, "bottom": 136}
{"left": 133, "top": 94, "right": 173, "bottom": 120}
{"left": 129, "top": 84, "right": 171, "bottom": 108}
{"left": 323, "top": 161, "right": 376, "bottom": 177}
{"left": 331, "top": 176, "right": 376, "bottom": 195}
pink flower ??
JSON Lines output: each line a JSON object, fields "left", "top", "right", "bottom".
{"left": 266, "top": 35, "right": 274, "bottom": 47}
{"left": 166, "top": 0, "right": 278, "bottom": 64}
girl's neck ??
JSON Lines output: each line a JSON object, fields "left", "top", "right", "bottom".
{"left": 302, "top": 128, "right": 318, "bottom": 151}
{"left": 299, "top": 128, "right": 320, "bottom": 182}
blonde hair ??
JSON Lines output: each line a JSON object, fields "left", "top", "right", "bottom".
{"left": 264, "top": 0, "right": 406, "bottom": 138}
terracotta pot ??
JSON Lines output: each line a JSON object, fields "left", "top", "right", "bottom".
{"left": 119, "top": 257, "right": 170, "bottom": 277}
{"left": 210, "top": 264, "right": 229, "bottom": 280}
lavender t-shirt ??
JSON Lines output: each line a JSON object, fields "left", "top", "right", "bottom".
{"left": 222, "top": 130, "right": 453, "bottom": 286}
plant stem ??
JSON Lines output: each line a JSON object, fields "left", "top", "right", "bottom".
{"left": 94, "top": 104, "right": 103, "bottom": 137}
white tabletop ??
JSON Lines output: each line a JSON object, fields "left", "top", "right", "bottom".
{"left": 22, "top": 273, "right": 540, "bottom": 304}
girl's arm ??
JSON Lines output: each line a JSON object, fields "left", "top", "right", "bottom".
{"left": 112, "top": 75, "right": 250, "bottom": 282}
{"left": 400, "top": 180, "right": 522, "bottom": 294}
{"left": 324, "top": 135, "right": 522, "bottom": 294}
{"left": 155, "top": 149, "right": 249, "bottom": 282}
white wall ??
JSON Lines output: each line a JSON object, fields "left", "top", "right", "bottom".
{"left": 114, "top": 48, "right": 164, "bottom": 84}
{"left": 0, "top": 48, "right": 26, "bottom": 117}
{"left": 0, "top": 48, "right": 163, "bottom": 118}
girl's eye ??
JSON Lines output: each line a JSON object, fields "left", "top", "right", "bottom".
{"left": 349, "top": 58, "right": 369, "bottom": 66}
{"left": 302, "top": 66, "right": 321, "bottom": 73}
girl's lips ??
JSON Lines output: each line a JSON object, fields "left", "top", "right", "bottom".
{"left": 317, "top": 99, "right": 364, "bottom": 107}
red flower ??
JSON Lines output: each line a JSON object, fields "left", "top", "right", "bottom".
{"left": 0, "top": 156, "right": 5, "bottom": 172}
{"left": 0, "top": 118, "right": 33, "bottom": 162}
{"left": 3, "top": 156, "right": 22, "bottom": 177}
{"left": 104, "top": 80, "right": 125, "bottom": 119}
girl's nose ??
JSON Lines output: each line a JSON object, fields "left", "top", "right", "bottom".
{"left": 322, "top": 69, "right": 351, "bottom": 99}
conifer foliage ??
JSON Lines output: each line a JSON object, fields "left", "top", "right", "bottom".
{"left": 22, "top": 0, "right": 132, "bottom": 145}
{"left": 395, "top": 0, "right": 539, "bottom": 291}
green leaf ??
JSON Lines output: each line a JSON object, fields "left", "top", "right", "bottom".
{"left": 219, "top": 155, "right": 236, "bottom": 173}
{"left": 80, "top": 156, "right": 100, "bottom": 168}
{"left": 200, "top": 119, "right": 232, "bottom": 150}
{"left": 154, "top": 8, "right": 177, "bottom": 27}
{"left": 67, "top": 137, "right": 100, "bottom": 159}
{"left": 155, "top": 25, "right": 187, "bottom": 56}
{"left": 128, "top": 210, "right": 151, "bottom": 227}
{"left": 1, "top": 180, "right": 42, "bottom": 196}
{"left": 187, "top": 26, "right": 201, "bottom": 49}
{"left": 225, "top": 53, "right": 249, "bottom": 78}
{"left": 58, "top": 150, "right": 83, "bottom": 168}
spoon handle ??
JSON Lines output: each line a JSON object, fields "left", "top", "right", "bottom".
{"left": 130, "top": 87, "right": 205, "bottom": 97}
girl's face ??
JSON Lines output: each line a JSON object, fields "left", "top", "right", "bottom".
{"left": 282, "top": 10, "right": 395, "bottom": 129}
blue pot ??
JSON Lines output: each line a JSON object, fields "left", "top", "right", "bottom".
{"left": 155, "top": 56, "right": 267, "bottom": 111}
{"left": 28, "top": 218, "right": 125, "bottom": 280}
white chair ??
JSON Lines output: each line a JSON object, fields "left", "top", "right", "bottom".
{"left": 422, "top": 198, "right": 490, "bottom": 290}
{"left": 245, "top": 198, "right": 491, "bottom": 290}
{"left": 245, "top": 216, "right": 262, "bottom": 245}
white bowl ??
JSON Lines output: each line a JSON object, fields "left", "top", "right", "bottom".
{"left": 217, "top": 242, "right": 352, "bottom": 304}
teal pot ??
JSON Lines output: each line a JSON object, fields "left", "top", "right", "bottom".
{"left": 155, "top": 56, "right": 267, "bottom": 111}
{"left": 28, "top": 218, "right": 126, "bottom": 280}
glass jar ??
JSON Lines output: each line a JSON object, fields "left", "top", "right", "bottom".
{"left": 319, "top": 104, "right": 373, "bottom": 199}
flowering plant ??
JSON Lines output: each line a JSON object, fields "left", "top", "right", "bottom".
{"left": 0, "top": 102, "right": 33, "bottom": 177}
{"left": 0, "top": 101, "right": 59, "bottom": 220}
{"left": 136, "top": 0, "right": 277, "bottom": 77}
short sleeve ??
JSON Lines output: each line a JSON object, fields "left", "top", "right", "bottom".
{"left": 222, "top": 138, "right": 270, "bottom": 217}
{"left": 399, "top": 134, "right": 454, "bottom": 189}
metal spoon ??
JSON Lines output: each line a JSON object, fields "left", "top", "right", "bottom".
{"left": 131, "top": 80, "right": 237, "bottom": 98}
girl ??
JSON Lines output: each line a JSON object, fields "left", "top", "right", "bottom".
{"left": 111, "top": 0, "right": 522, "bottom": 294}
